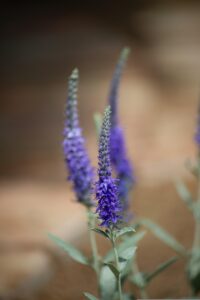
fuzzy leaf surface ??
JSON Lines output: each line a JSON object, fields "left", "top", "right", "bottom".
{"left": 100, "top": 265, "right": 117, "bottom": 300}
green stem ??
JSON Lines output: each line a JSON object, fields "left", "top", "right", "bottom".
{"left": 112, "top": 235, "right": 123, "bottom": 300}
{"left": 132, "top": 259, "right": 148, "bottom": 299}
{"left": 88, "top": 209, "right": 100, "bottom": 278}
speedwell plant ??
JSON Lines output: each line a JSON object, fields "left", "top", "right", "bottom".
{"left": 49, "top": 49, "right": 200, "bottom": 299}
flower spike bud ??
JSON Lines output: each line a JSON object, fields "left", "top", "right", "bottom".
{"left": 63, "top": 69, "right": 94, "bottom": 206}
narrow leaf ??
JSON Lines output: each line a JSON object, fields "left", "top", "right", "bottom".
{"left": 176, "top": 180, "right": 200, "bottom": 222}
{"left": 48, "top": 233, "right": 88, "bottom": 265}
{"left": 84, "top": 292, "right": 99, "bottom": 300}
{"left": 145, "top": 256, "right": 178, "bottom": 282}
{"left": 119, "top": 247, "right": 138, "bottom": 281}
{"left": 120, "top": 246, "right": 137, "bottom": 261}
{"left": 176, "top": 180, "right": 194, "bottom": 211}
{"left": 139, "top": 219, "right": 187, "bottom": 256}
{"left": 104, "top": 263, "right": 119, "bottom": 279}
{"left": 116, "top": 226, "right": 136, "bottom": 239}
{"left": 91, "top": 228, "right": 110, "bottom": 239}
{"left": 118, "top": 258, "right": 129, "bottom": 273}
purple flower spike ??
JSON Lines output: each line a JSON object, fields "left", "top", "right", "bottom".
{"left": 109, "top": 48, "right": 134, "bottom": 214}
{"left": 109, "top": 47, "right": 130, "bottom": 126}
{"left": 63, "top": 69, "right": 94, "bottom": 206}
{"left": 96, "top": 106, "right": 122, "bottom": 228}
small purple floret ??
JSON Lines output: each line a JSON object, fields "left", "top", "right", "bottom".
{"left": 63, "top": 69, "right": 94, "bottom": 206}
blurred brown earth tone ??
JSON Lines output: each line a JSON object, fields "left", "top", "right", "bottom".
{"left": 1, "top": 1, "right": 200, "bottom": 299}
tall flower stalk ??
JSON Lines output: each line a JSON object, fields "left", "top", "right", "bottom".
{"left": 109, "top": 48, "right": 134, "bottom": 217}
{"left": 63, "top": 68, "right": 94, "bottom": 207}
{"left": 96, "top": 106, "right": 123, "bottom": 300}
{"left": 63, "top": 68, "right": 100, "bottom": 278}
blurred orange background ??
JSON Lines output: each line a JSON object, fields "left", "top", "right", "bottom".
{"left": 1, "top": 1, "right": 200, "bottom": 299}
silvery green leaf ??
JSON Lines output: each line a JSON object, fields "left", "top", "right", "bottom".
{"left": 48, "top": 233, "right": 89, "bottom": 265}
{"left": 145, "top": 256, "right": 178, "bottom": 282}
{"left": 119, "top": 246, "right": 137, "bottom": 261}
{"left": 91, "top": 228, "right": 110, "bottom": 239}
{"left": 93, "top": 113, "right": 102, "bottom": 137}
{"left": 100, "top": 265, "right": 117, "bottom": 300}
{"left": 121, "top": 258, "right": 133, "bottom": 281}
{"left": 118, "top": 247, "right": 137, "bottom": 272}
{"left": 176, "top": 180, "right": 195, "bottom": 210}
{"left": 176, "top": 181, "right": 200, "bottom": 221}
{"left": 104, "top": 263, "right": 120, "bottom": 279}
{"left": 139, "top": 219, "right": 187, "bottom": 256}
{"left": 104, "top": 231, "right": 146, "bottom": 263}
{"left": 118, "top": 257, "right": 128, "bottom": 272}
{"left": 116, "top": 226, "right": 136, "bottom": 239}
{"left": 84, "top": 292, "right": 99, "bottom": 300}
{"left": 118, "top": 231, "right": 146, "bottom": 252}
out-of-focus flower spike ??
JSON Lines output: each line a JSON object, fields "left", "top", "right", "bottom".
{"left": 63, "top": 68, "right": 94, "bottom": 207}
{"left": 109, "top": 48, "right": 134, "bottom": 216}
{"left": 96, "top": 106, "right": 122, "bottom": 228}
{"left": 109, "top": 47, "right": 130, "bottom": 126}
